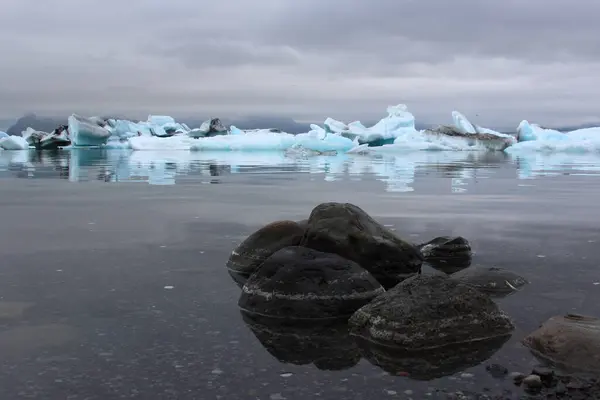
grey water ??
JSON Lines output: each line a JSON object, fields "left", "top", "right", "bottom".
{"left": 1, "top": 148, "right": 600, "bottom": 399}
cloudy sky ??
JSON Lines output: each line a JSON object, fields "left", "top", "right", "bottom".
{"left": 0, "top": 0, "right": 598, "bottom": 128}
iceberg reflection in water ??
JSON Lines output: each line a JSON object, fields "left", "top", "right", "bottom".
{"left": 2, "top": 149, "right": 600, "bottom": 191}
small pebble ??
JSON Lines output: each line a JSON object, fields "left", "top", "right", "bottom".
{"left": 460, "top": 373, "right": 474, "bottom": 379}
{"left": 403, "top": 390, "right": 413, "bottom": 395}
{"left": 280, "top": 373, "right": 292, "bottom": 378}
{"left": 164, "top": 286, "right": 174, "bottom": 290}
{"left": 510, "top": 372, "right": 524, "bottom": 385}
{"left": 523, "top": 374, "right": 543, "bottom": 390}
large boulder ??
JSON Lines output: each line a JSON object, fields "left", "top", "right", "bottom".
{"left": 238, "top": 246, "right": 384, "bottom": 319}
{"left": 241, "top": 312, "right": 360, "bottom": 371}
{"left": 522, "top": 314, "right": 600, "bottom": 374}
{"left": 300, "top": 202, "right": 423, "bottom": 288}
{"left": 226, "top": 220, "right": 306, "bottom": 279}
{"left": 349, "top": 274, "right": 514, "bottom": 350}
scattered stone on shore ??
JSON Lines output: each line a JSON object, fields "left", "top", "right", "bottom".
{"left": 522, "top": 374, "right": 542, "bottom": 391}
{"left": 300, "top": 202, "right": 423, "bottom": 288}
{"left": 238, "top": 246, "right": 384, "bottom": 319}
{"left": 522, "top": 313, "right": 600, "bottom": 374}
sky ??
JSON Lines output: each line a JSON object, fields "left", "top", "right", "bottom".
{"left": 0, "top": 0, "right": 599, "bottom": 129}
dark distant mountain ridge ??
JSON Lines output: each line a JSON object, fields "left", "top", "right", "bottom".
{"left": 4, "top": 113, "right": 599, "bottom": 136}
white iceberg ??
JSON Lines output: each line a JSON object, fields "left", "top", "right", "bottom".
{"left": 0, "top": 135, "right": 29, "bottom": 150}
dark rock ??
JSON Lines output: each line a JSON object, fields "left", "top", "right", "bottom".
{"left": 417, "top": 236, "right": 472, "bottom": 274}
{"left": 523, "top": 374, "right": 543, "bottom": 391}
{"left": 348, "top": 274, "right": 514, "bottom": 350}
{"left": 226, "top": 220, "right": 306, "bottom": 278}
{"left": 532, "top": 366, "right": 555, "bottom": 386}
{"left": 451, "top": 267, "right": 529, "bottom": 298}
{"left": 356, "top": 334, "right": 509, "bottom": 380}
{"left": 510, "top": 372, "right": 525, "bottom": 385}
{"left": 522, "top": 314, "right": 600, "bottom": 374}
{"left": 238, "top": 246, "right": 384, "bottom": 319}
{"left": 240, "top": 311, "right": 360, "bottom": 371}
{"left": 486, "top": 363, "right": 508, "bottom": 378}
{"left": 300, "top": 202, "right": 423, "bottom": 288}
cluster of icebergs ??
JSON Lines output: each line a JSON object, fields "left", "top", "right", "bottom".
{"left": 1, "top": 104, "right": 599, "bottom": 154}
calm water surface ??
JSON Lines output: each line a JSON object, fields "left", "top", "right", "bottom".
{"left": 1, "top": 149, "right": 600, "bottom": 399}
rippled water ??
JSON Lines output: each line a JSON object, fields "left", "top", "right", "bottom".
{"left": 1, "top": 148, "right": 600, "bottom": 399}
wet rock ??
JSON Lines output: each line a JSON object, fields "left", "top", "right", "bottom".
{"left": 523, "top": 374, "right": 542, "bottom": 391}
{"left": 451, "top": 267, "right": 528, "bottom": 298}
{"left": 348, "top": 274, "right": 514, "bottom": 350}
{"left": 238, "top": 246, "right": 385, "bottom": 319}
{"left": 522, "top": 314, "right": 600, "bottom": 374}
{"left": 532, "top": 366, "right": 555, "bottom": 386}
{"left": 240, "top": 312, "right": 360, "bottom": 371}
{"left": 300, "top": 202, "right": 423, "bottom": 288}
{"left": 356, "top": 334, "right": 509, "bottom": 380}
{"left": 417, "top": 236, "right": 472, "bottom": 274}
{"left": 510, "top": 372, "right": 524, "bottom": 385}
{"left": 227, "top": 220, "right": 306, "bottom": 279}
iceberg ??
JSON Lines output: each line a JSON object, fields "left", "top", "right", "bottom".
{"left": 0, "top": 135, "right": 29, "bottom": 150}
{"left": 5, "top": 101, "right": 599, "bottom": 154}
{"left": 68, "top": 114, "right": 112, "bottom": 146}
{"left": 322, "top": 104, "right": 417, "bottom": 146}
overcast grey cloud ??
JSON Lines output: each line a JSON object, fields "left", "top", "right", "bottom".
{"left": 0, "top": 0, "right": 598, "bottom": 128}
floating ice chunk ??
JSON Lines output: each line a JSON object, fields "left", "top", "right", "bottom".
{"left": 68, "top": 114, "right": 112, "bottom": 146}
{"left": 517, "top": 120, "right": 566, "bottom": 142}
{"left": 452, "top": 111, "right": 477, "bottom": 134}
{"left": 129, "top": 135, "right": 197, "bottom": 150}
{"left": 323, "top": 117, "right": 349, "bottom": 134}
{"left": 229, "top": 126, "right": 244, "bottom": 136}
{"left": 0, "top": 135, "right": 29, "bottom": 150}
{"left": 147, "top": 115, "right": 175, "bottom": 126}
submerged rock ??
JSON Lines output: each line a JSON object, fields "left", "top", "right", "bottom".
{"left": 238, "top": 246, "right": 384, "bottom": 320}
{"left": 522, "top": 314, "right": 600, "bottom": 374}
{"left": 349, "top": 274, "right": 514, "bottom": 350}
{"left": 300, "top": 202, "right": 423, "bottom": 288}
{"left": 226, "top": 220, "right": 306, "bottom": 279}
{"left": 241, "top": 312, "right": 360, "bottom": 371}
{"left": 356, "top": 334, "right": 509, "bottom": 380}
{"left": 417, "top": 236, "right": 472, "bottom": 274}
{"left": 452, "top": 267, "right": 528, "bottom": 298}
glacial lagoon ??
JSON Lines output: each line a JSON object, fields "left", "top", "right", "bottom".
{"left": 1, "top": 148, "right": 600, "bottom": 399}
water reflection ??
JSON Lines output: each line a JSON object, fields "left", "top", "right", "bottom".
{"left": 241, "top": 312, "right": 361, "bottom": 371}
{"left": 2, "top": 149, "right": 600, "bottom": 191}
{"left": 240, "top": 309, "right": 510, "bottom": 379}
{"left": 356, "top": 335, "right": 510, "bottom": 380}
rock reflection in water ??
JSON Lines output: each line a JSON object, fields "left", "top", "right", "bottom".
{"left": 240, "top": 311, "right": 360, "bottom": 371}
{"left": 356, "top": 334, "right": 511, "bottom": 380}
